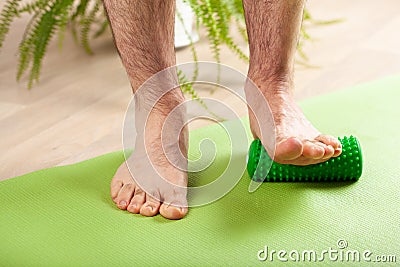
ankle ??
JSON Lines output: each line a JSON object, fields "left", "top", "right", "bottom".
{"left": 133, "top": 87, "right": 186, "bottom": 136}
{"left": 248, "top": 69, "right": 294, "bottom": 97}
{"left": 135, "top": 87, "right": 185, "bottom": 114}
{"left": 152, "top": 88, "right": 185, "bottom": 115}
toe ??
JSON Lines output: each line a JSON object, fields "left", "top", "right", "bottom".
{"left": 160, "top": 203, "right": 188, "bottom": 220}
{"left": 316, "top": 134, "right": 342, "bottom": 155}
{"left": 115, "top": 183, "right": 135, "bottom": 210}
{"left": 333, "top": 149, "right": 342, "bottom": 157}
{"left": 127, "top": 188, "right": 146, "bottom": 214}
{"left": 274, "top": 137, "right": 303, "bottom": 161}
{"left": 332, "top": 144, "right": 342, "bottom": 157}
{"left": 160, "top": 195, "right": 188, "bottom": 220}
{"left": 110, "top": 178, "right": 123, "bottom": 202}
{"left": 312, "top": 141, "right": 335, "bottom": 160}
{"left": 302, "top": 140, "right": 325, "bottom": 159}
{"left": 140, "top": 193, "right": 161, "bottom": 217}
{"left": 322, "top": 144, "right": 335, "bottom": 159}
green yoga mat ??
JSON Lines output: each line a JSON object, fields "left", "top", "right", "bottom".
{"left": 1, "top": 76, "right": 400, "bottom": 266}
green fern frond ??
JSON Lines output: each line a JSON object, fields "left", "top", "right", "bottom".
{"left": 13, "top": 0, "right": 107, "bottom": 88}
{"left": 204, "top": 0, "right": 221, "bottom": 64}
{"left": 176, "top": 10, "right": 199, "bottom": 82}
{"left": 188, "top": 0, "right": 221, "bottom": 65}
{"left": 31, "top": 16, "right": 55, "bottom": 84}
{"left": 303, "top": 8, "right": 344, "bottom": 26}
{"left": 93, "top": 17, "right": 109, "bottom": 38}
{"left": 177, "top": 69, "right": 200, "bottom": 100}
{"left": 186, "top": 0, "right": 248, "bottom": 67}
{"left": 296, "top": 42, "right": 309, "bottom": 62}
{"left": 0, "top": 0, "right": 22, "bottom": 50}
{"left": 16, "top": 5, "right": 46, "bottom": 82}
{"left": 216, "top": 1, "right": 248, "bottom": 62}
{"left": 235, "top": 18, "right": 248, "bottom": 42}
{"left": 300, "top": 26, "right": 312, "bottom": 41}
{"left": 177, "top": 68, "right": 226, "bottom": 121}
{"left": 18, "top": 3, "right": 39, "bottom": 14}
{"left": 29, "top": 3, "right": 58, "bottom": 85}
{"left": 16, "top": 35, "right": 34, "bottom": 81}
{"left": 223, "top": 36, "right": 248, "bottom": 62}
{"left": 57, "top": 2, "right": 74, "bottom": 50}
{"left": 72, "top": 0, "right": 89, "bottom": 20}
{"left": 17, "top": 0, "right": 75, "bottom": 88}
{"left": 228, "top": 0, "right": 245, "bottom": 21}
{"left": 80, "top": 0, "right": 100, "bottom": 55}
{"left": 303, "top": 8, "right": 312, "bottom": 21}
{"left": 17, "top": 0, "right": 48, "bottom": 15}
{"left": 71, "top": 0, "right": 89, "bottom": 44}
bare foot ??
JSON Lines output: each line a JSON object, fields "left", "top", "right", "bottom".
{"left": 249, "top": 84, "right": 342, "bottom": 166}
{"left": 111, "top": 89, "right": 188, "bottom": 219}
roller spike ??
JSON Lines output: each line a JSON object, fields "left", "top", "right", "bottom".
{"left": 247, "top": 136, "right": 363, "bottom": 182}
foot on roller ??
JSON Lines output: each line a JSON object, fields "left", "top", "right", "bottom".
{"left": 247, "top": 136, "right": 363, "bottom": 182}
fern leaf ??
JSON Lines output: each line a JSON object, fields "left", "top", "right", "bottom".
{"left": 30, "top": 10, "right": 56, "bottom": 85}
{"left": 177, "top": 68, "right": 225, "bottom": 121}
{"left": 17, "top": 35, "right": 34, "bottom": 81}
{"left": 17, "top": 0, "right": 75, "bottom": 87}
{"left": 177, "top": 69, "right": 199, "bottom": 100}
{"left": 18, "top": 3, "right": 39, "bottom": 14}
{"left": 93, "top": 17, "right": 109, "bottom": 38}
{"left": 57, "top": 0, "right": 74, "bottom": 50}
{"left": 235, "top": 18, "right": 248, "bottom": 43}
{"left": 18, "top": 0, "right": 48, "bottom": 15}
{"left": 0, "top": 0, "right": 22, "bottom": 51}
{"left": 16, "top": 5, "right": 44, "bottom": 81}
{"left": 223, "top": 35, "right": 248, "bottom": 62}
{"left": 72, "top": 0, "right": 89, "bottom": 20}
{"left": 176, "top": 10, "right": 199, "bottom": 82}
{"left": 80, "top": 0, "right": 100, "bottom": 55}
{"left": 70, "top": 0, "right": 89, "bottom": 44}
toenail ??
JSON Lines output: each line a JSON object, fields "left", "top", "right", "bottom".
{"left": 147, "top": 206, "right": 153, "bottom": 212}
{"left": 119, "top": 200, "right": 127, "bottom": 206}
{"left": 130, "top": 204, "right": 137, "bottom": 209}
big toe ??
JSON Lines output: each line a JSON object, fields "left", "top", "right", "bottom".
{"left": 274, "top": 137, "right": 303, "bottom": 161}
{"left": 160, "top": 200, "right": 188, "bottom": 220}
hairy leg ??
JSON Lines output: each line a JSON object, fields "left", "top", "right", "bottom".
{"left": 243, "top": 0, "right": 342, "bottom": 165}
{"left": 103, "top": 0, "right": 188, "bottom": 219}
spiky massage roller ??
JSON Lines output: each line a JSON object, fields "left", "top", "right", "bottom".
{"left": 247, "top": 136, "right": 363, "bottom": 182}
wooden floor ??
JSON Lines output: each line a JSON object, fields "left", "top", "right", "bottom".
{"left": 1, "top": 0, "right": 400, "bottom": 180}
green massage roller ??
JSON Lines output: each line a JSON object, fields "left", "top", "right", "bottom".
{"left": 247, "top": 136, "right": 363, "bottom": 182}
